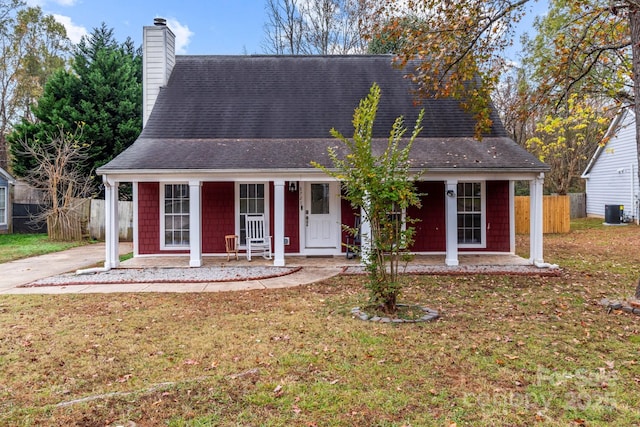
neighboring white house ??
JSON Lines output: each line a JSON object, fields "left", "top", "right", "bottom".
{"left": 582, "top": 107, "right": 639, "bottom": 223}
{"left": 0, "top": 167, "right": 15, "bottom": 234}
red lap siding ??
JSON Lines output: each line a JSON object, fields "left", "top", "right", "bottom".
{"left": 267, "top": 182, "right": 300, "bottom": 253}
{"left": 202, "top": 182, "right": 235, "bottom": 253}
{"left": 284, "top": 185, "right": 300, "bottom": 253}
{"left": 484, "top": 180, "right": 510, "bottom": 252}
{"left": 410, "top": 181, "right": 446, "bottom": 252}
{"left": 137, "top": 182, "right": 160, "bottom": 254}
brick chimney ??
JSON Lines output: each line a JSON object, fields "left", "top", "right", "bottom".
{"left": 142, "top": 18, "right": 175, "bottom": 127}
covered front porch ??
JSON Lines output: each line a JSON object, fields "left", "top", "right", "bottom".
{"left": 101, "top": 172, "right": 547, "bottom": 271}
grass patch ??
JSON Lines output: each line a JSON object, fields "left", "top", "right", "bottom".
{"left": 570, "top": 217, "right": 608, "bottom": 231}
{"left": 0, "top": 224, "right": 639, "bottom": 425}
{"left": 0, "top": 234, "right": 87, "bottom": 263}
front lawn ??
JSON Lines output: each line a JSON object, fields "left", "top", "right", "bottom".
{"left": 0, "top": 234, "right": 87, "bottom": 264}
{"left": 0, "top": 220, "right": 638, "bottom": 426}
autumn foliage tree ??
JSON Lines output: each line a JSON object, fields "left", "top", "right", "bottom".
{"left": 0, "top": 1, "right": 69, "bottom": 170}
{"left": 368, "top": 0, "right": 530, "bottom": 137}
{"left": 524, "top": 0, "right": 632, "bottom": 108}
{"left": 526, "top": 94, "right": 610, "bottom": 194}
{"left": 501, "top": 0, "right": 630, "bottom": 193}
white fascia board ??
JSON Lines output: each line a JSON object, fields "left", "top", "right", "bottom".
{"left": 98, "top": 169, "right": 335, "bottom": 182}
{"left": 582, "top": 106, "right": 632, "bottom": 176}
{"left": 0, "top": 168, "right": 15, "bottom": 183}
{"left": 99, "top": 168, "right": 544, "bottom": 183}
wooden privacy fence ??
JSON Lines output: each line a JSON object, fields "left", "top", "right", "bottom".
{"left": 569, "top": 193, "right": 586, "bottom": 219}
{"left": 87, "top": 199, "right": 133, "bottom": 241}
{"left": 515, "top": 195, "right": 570, "bottom": 234}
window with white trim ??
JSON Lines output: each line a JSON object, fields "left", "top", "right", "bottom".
{"left": 162, "top": 184, "right": 189, "bottom": 248}
{"left": 310, "top": 183, "right": 330, "bottom": 214}
{"left": 0, "top": 186, "right": 6, "bottom": 224}
{"left": 457, "top": 182, "right": 485, "bottom": 246}
{"left": 238, "top": 183, "right": 267, "bottom": 245}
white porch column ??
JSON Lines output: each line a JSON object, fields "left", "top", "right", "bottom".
{"left": 509, "top": 181, "right": 516, "bottom": 254}
{"left": 273, "top": 180, "right": 285, "bottom": 266}
{"left": 104, "top": 177, "right": 120, "bottom": 269}
{"left": 445, "top": 180, "right": 459, "bottom": 266}
{"left": 188, "top": 180, "right": 202, "bottom": 267}
{"left": 359, "top": 204, "right": 372, "bottom": 266}
{"left": 529, "top": 174, "right": 545, "bottom": 265}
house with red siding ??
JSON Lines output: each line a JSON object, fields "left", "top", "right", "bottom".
{"left": 97, "top": 19, "right": 549, "bottom": 269}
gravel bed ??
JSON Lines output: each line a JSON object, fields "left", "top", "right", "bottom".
{"left": 20, "top": 266, "right": 302, "bottom": 287}
{"left": 20, "top": 263, "right": 559, "bottom": 288}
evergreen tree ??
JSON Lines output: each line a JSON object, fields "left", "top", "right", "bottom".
{"left": 9, "top": 23, "right": 141, "bottom": 186}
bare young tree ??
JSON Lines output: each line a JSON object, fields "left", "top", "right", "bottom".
{"left": 263, "top": 0, "right": 305, "bottom": 54}
{"left": 18, "top": 125, "right": 94, "bottom": 241}
{"left": 263, "top": 0, "right": 371, "bottom": 55}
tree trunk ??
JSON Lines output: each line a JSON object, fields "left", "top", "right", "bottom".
{"left": 0, "top": 134, "right": 7, "bottom": 171}
{"left": 631, "top": 5, "right": 640, "bottom": 291}
{"left": 631, "top": 6, "right": 640, "bottom": 223}
{"left": 384, "top": 293, "right": 397, "bottom": 314}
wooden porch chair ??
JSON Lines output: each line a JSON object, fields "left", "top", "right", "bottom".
{"left": 245, "top": 214, "right": 272, "bottom": 261}
{"left": 225, "top": 234, "right": 238, "bottom": 261}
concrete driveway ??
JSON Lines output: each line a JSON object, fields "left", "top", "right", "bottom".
{"left": 0, "top": 242, "right": 342, "bottom": 294}
{"left": 0, "top": 242, "right": 132, "bottom": 293}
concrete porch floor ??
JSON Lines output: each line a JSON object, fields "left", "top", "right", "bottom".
{"left": 120, "top": 253, "right": 533, "bottom": 269}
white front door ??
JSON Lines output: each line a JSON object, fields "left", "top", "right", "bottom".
{"left": 304, "top": 182, "right": 338, "bottom": 249}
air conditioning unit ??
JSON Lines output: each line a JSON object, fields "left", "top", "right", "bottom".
{"left": 604, "top": 205, "right": 624, "bottom": 224}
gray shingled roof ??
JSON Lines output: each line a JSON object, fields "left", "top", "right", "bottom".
{"left": 103, "top": 137, "right": 544, "bottom": 171}
{"left": 100, "top": 55, "right": 547, "bottom": 173}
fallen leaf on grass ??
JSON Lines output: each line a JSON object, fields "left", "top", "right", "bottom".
{"left": 273, "top": 384, "right": 284, "bottom": 397}
{"left": 183, "top": 359, "right": 199, "bottom": 365}
{"left": 116, "top": 374, "right": 132, "bottom": 383}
